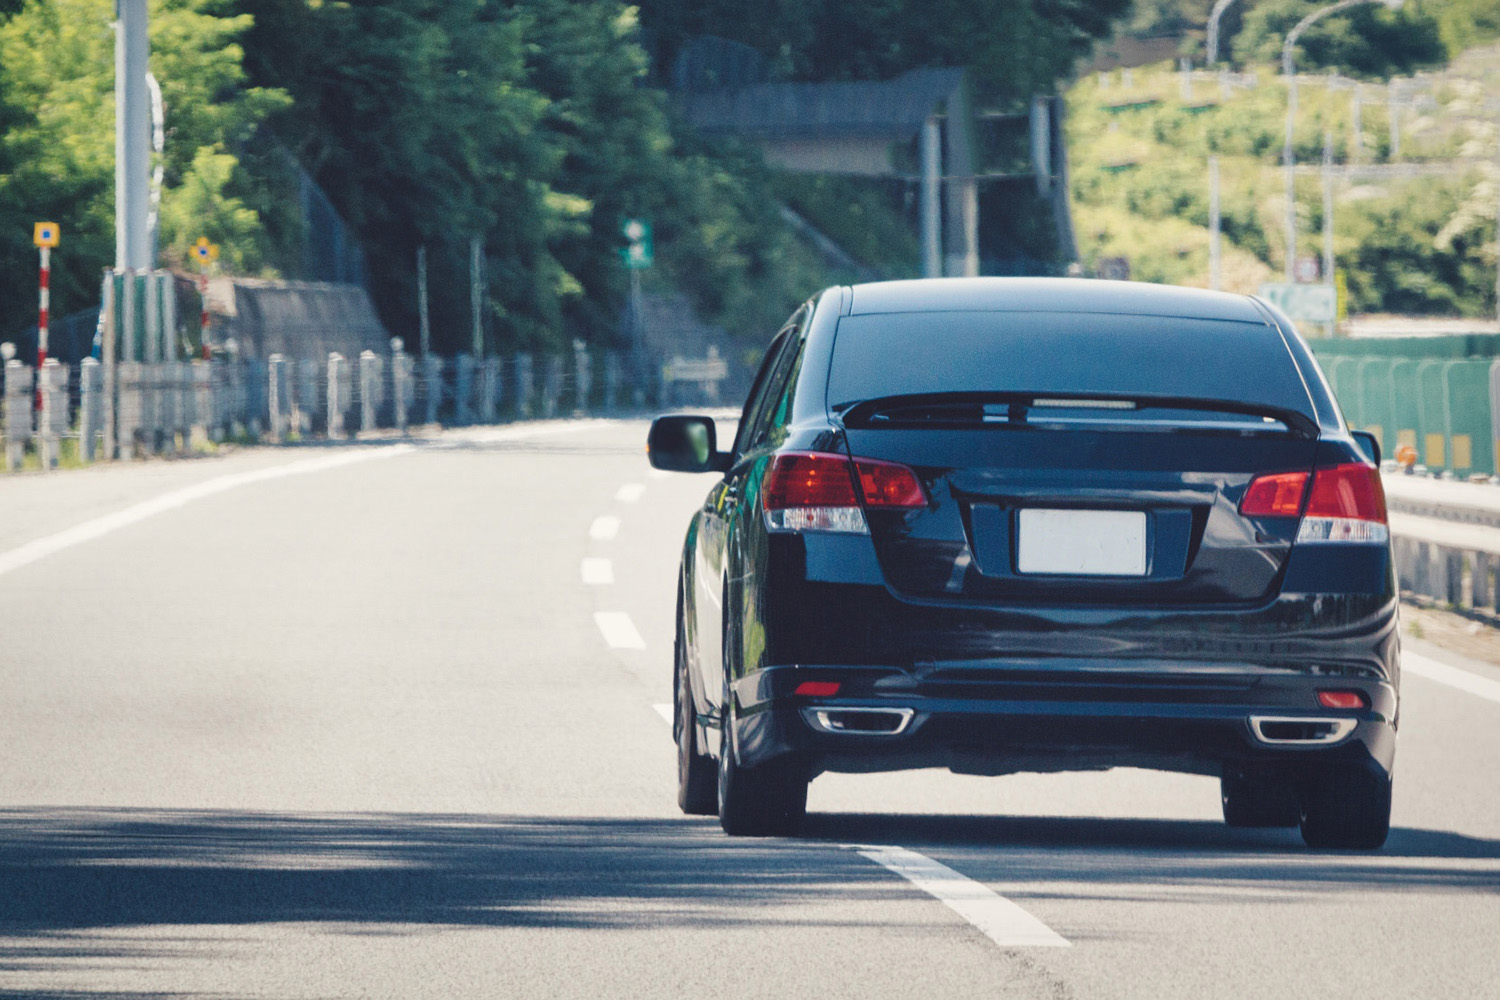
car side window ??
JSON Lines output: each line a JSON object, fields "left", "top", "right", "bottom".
{"left": 730, "top": 331, "right": 791, "bottom": 460}
{"left": 737, "top": 311, "right": 808, "bottom": 456}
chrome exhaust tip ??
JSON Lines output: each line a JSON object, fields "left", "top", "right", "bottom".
{"left": 1249, "top": 716, "right": 1357, "bottom": 746}
{"left": 802, "top": 707, "right": 915, "bottom": 736}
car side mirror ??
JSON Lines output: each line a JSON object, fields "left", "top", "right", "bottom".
{"left": 648, "top": 415, "right": 730, "bottom": 473}
{"left": 1351, "top": 430, "right": 1381, "bottom": 466}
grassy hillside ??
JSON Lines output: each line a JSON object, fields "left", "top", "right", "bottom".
{"left": 1066, "top": 46, "right": 1499, "bottom": 318}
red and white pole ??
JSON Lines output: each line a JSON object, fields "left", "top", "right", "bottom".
{"left": 36, "top": 245, "right": 50, "bottom": 410}
{"left": 200, "top": 268, "right": 210, "bottom": 360}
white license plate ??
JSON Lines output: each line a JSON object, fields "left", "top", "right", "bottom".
{"left": 1016, "top": 509, "right": 1147, "bottom": 576}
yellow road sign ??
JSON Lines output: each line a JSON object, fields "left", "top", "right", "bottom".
{"left": 33, "top": 222, "right": 59, "bottom": 248}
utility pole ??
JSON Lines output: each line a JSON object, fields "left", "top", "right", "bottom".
{"left": 1208, "top": 157, "right": 1222, "bottom": 291}
{"left": 115, "top": 0, "right": 151, "bottom": 272}
{"left": 469, "top": 236, "right": 484, "bottom": 357}
{"left": 921, "top": 116, "right": 942, "bottom": 278}
{"left": 417, "top": 245, "right": 431, "bottom": 357}
{"left": 1322, "top": 130, "right": 1336, "bottom": 329}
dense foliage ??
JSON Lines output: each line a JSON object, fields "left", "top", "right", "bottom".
{"left": 1068, "top": 56, "right": 1499, "bottom": 318}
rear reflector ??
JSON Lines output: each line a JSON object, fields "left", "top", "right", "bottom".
{"left": 1317, "top": 690, "right": 1368, "bottom": 710}
{"left": 764, "top": 451, "right": 924, "bottom": 534}
{"left": 794, "top": 681, "right": 841, "bottom": 697}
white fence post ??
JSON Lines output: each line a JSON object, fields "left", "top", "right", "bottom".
{"left": 3, "top": 361, "right": 32, "bottom": 471}
{"left": 327, "top": 352, "right": 346, "bottom": 439}
{"left": 79, "top": 357, "right": 102, "bottom": 462}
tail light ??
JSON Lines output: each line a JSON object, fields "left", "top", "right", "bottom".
{"left": 1297, "top": 463, "right": 1388, "bottom": 544}
{"left": 764, "top": 452, "right": 925, "bottom": 534}
{"left": 1240, "top": 462, "right": 1387, "bottom": 544}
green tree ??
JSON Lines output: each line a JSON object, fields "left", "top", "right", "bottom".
{"left": 1232, "top": 0, "right": 1446, "bottom": 78}
{"left": 0, "top": 0, "right": 286, "bottom": 343}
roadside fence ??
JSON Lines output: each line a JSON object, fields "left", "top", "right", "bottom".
{"left": 0, "top": 343, "right": 726, "bottom": 471}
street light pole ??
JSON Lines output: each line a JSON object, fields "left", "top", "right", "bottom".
{"left": 1206, "top": 0, "right": 1240, "bottom": 67}
{"left": 1282, "top": 0, "right": 1404, "bottom": 282}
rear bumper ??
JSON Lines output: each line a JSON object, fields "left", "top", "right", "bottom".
{"left": 728, "top": 663, "right": 1398, "bottom": 780}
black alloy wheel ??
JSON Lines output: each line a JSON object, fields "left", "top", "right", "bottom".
{"left": 1299, "top": 763, "right": 1393, "bottom": 849}
{"left": 1221, "top": 768, "right": 1301, "bottom": 828}
{"left": 676, "top": 608, "right": 717, "bottom": 815}
{"left": 717, "top": 688, "right": 808, "bottom": 837}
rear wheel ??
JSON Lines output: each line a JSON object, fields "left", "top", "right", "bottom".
{"left": 1221, "top": 769, "right": 1300, "bottom": 828}
{"left": 676, "top": 606, "right": 716, "bottom": 816}
{"left": 717, "top": 701, "right": 807, "bottom": 837}
{"left": 1299, "top": 763, "right": 1392, "bottom": 850}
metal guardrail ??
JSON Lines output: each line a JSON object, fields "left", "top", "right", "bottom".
{"left": 0, "top": 347, "right": 729, "bottom": 471}
{"left": 1385, "top": 474, "right": 1500, "bottom": 614}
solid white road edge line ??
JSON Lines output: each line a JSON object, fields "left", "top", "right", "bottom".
{"left": 616, "top": 483, "right": 646, "bottom": 503}
{"left": 594, "top": 612, "right": 646, "bottom": 650}
{"left": 590, "top": 516, "right": 621, "bottom": 541}
{"left": 0, "top": 445, "right": 415, "bottom": 581}
{"left": 0, "top": 420, "right": 613, "bottom": 583}
{"left": 1403, "top": 649, "right": 1500, "bottom": 706}
{"left": 852, "top": 845, "right": 1071, "bottom": 949}
{"left": 653, "top": 703, "right": 673, "bottom": 725}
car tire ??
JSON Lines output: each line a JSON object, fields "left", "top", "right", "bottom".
{"left": 1299, "top": 763, "right": 1392, "bottom": 850}
{"left": 676, "top": 613, "right": 717, "bottom": 816}
{"left": 1221, "top": 769, "right": 1301, "bottom": 828}
{"left": 717, "top": 698, "right": 807, "bottom": 837}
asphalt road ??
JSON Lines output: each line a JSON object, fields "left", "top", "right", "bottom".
{"left": 2, "top": 418, "right": 1498, "bottom": 999}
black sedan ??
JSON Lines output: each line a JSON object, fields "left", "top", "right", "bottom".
{"left": 649, "top": 278, "right": 1397, "bottom": 849}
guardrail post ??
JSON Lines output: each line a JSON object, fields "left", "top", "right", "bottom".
{"left": 295, "top": 359, "right": 319, "bottom": 435}
{"left": 421, "top": 355, "right": 442, "bottom": 426}
{"left": 515, "top": 353, "right": 534, "bottom": 418}
{"left": 79, "top": 357, "right": 101, "bottom": 462}
{"left": 391, "top": 340, "right": 412, "bottom": 434}
{"left": 604, "top": 353, "right": 621, "bottom": 414}
{"left": 542, "top": 355, "right": 562, "bottom": 418}
{"left": 479, "top": 357, "right": 499, "bottom": 423}
{"left": 573, "top": 340, "right": 591, "bottom": 416}
{"left": 1444, "top": 549, "right": 1464, "bottom": 605}
{"left": 455, "top": 354, "right": 475, "bottom": 425}
{"left": 35, "top": 359, "right": 64, "bottom": 469}
{"left": 327, "top": 352, "right": 346, "bottom": 439}
{"left": 118, "top": 361, "right": 143, "bottom": 458}
{"left": 268, "top": 354, "right": 286, "bottom": 441}
{"left": 359, "top": 349, "right": 380, "bottom": 434}
{"left": 1473, "top": 552, "right": 1492, "bottom": 610}
{"left": 3, "top": 360, "right": 32, "bottom": 471}
{"left": 189, "top": 360, "right": 210, "bottom": 447}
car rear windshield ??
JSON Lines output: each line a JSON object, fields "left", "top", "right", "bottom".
{"left": 826, "top": 310, "right": 1315, "bottom": 423}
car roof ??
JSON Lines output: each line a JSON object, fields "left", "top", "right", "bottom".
{"left": 845, "top": 277, "right": 1267, "bottom": 324}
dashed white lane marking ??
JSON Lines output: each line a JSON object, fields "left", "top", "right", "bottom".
{"left": 0, "top": 445, "right": 416, "bottom": 581}
{"left": 616, "top": 483, "right": 646, "bottom": 503}
{"left": 653, "top": 703, "right": 673, "bottom": 725}
{"left": 581, "top": 558, "right": 614, "bottom": 585}
{"left": 594, "top": 612, "right": 646, "bottom": 650}
{"left": 852, "top": 845, "right": 1071, "bottom": 949}
{"left": 590, "top": 516, "right": 621, "bottom": 541}
{"left": 1404, "top": 649, "right": 1500, "bottom": 705}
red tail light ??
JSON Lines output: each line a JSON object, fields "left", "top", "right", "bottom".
{"left": 1241, "top": 463, "right": 1387, "bottom": 544}
{"left": 764, "top": 452, "right": 925, "bottom": 533}
{"left": 764, "top": 453, "right": 858, "bottom": 509}
{"left": 1240, "top": 471, "right": 1309, "bottom": 517}
{"left": 853, "top": 458, "right": 927, "bottom": 509}
{"left": 1304, "top": 463, "right": 1387, "bottom": 522}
